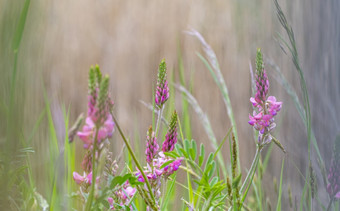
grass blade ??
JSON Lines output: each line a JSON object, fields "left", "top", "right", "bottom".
{"left": 276, "top": 158, "right": 285, "bottom": 211}
{"left": 187, "top": 29, "right": 240, "bottom": 170}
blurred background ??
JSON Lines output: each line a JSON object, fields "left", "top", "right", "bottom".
{"left": 1, "top": 0, "right": 339, "bottom": 209}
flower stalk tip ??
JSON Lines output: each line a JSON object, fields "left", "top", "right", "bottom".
{"left": 155, "top": 59, "right": 169, "bottom": 108}
{"left": 162, "top": 110, "right": 178, "bottom": 152}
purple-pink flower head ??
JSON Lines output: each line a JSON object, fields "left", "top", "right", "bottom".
{"left": 77, "top": 66, "right": 115, "bottom": 148}
{"left": 248, "top": 49, "right": 282, "bottom": 144}
{"left": 327, "top": 136, "right": 340, "bottom": 199}
{"left": 145, "top": 126, "right": 159, "bottom": 164}
{"left": 155, "top": 59, "right": 169, "bottom": 108}
{"left": 255, "top": 49, "right": 269, "bottom": 104}
{"left": 162, "top": 110, "right": 178, "bottom": 152}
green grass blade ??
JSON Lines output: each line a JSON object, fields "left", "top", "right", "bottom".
{"left": 187, "top": 29, "right": 240, "bottom": 170}
{"left": 12, "top": 0, "right": 30, "bottom": 51}
{"left": 160, "top": 175, "right": 177, "bottom": 210}
{"left": 276, "top": 159, "right": 285, "bottom": 211}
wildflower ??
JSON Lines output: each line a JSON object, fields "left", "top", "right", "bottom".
{"left": 77, "top": 67, "right": 114, "bottom": 148}
{"left": 327, "top": 136, "right": 340, "bottom": 199}
{"left": 155, "top": 59, "right": 169, "bottom": 108}
{"left": 107, "top": 182, "right": 136, "bottom": 210}
{"left": 248, "top": 49, "right": 282, "bottom": 144}
{"left": 77, "top": 115, "right": 114, "bottom": 148}
{"left": 73, "top": 171, "right": 98, "bottom": 185}
{"left": 162, "top": 111, "right": 178, "bottom": 152}
{"left": 254, "top": 49, "right": 269, "bottom": 104}
{"left": 145, "top": 126, "right": 159, "bottom": 164}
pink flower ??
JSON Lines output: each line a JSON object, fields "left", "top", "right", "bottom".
{"left": 107, "top": 197, "right": 114, "bottom": 209}
{"left": 249, "top": 49, "right": 282, "bottom": 144}
{"left": 73, "top": 172, "right": 85, "bottom": 184}
{"left": 145, "top": 126, "right": 159, "bottom": 164}
{"left": 72, "top": 171, "right": 98, "bottom": 185}
{"left": 77, "top": 115, "right": 114, "bottom": 148}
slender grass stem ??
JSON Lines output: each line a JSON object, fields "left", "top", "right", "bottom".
{"left": 111, "top": 113, "right": 157, "bottom": 209}
{"left": 326, "top": 197, "right": 334, "bottom": 211}
{"left": 179, "top": 166, "right": 200, "bottom": 179}
{"left": 240, "top": 146, "right": 261, "bottom": 193}
{"left": 155, "top": 106, "right": 164, "bottom": 138}
{"left": 85, "top": 128, "right": 99, "bottom": 211}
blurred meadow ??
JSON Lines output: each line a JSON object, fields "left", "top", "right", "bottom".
{"left": 1, "top": 0, "right": 340, "bottom": 210}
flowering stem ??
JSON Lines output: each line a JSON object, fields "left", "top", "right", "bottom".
{"left": 111, "top": 113, "right": 157, "bottom": 209}
{"left": 85, "top": 128, "right": 99, "bottom": 211}
{"left": 155, "top": 106, "right": 164, "bottom": 138}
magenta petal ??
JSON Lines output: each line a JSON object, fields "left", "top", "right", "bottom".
{"left": 73, "top": 172, "right": 84, "bottom": 184}
{"left": 267, "top": 96, "right": 277, "bottom": 102}
{"left": 85, "top": 117, "right": 95, "bottom": 128}
{"left": 107, "top": 197, "right": 113, "bottom": 205}
{"left": 87, "top": 172, "right": 93, "bottom": 184}
{"left": 335, "top": 191, "right": 340, "bottom": 199}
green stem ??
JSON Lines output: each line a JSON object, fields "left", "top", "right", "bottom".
{"left": 179, "top": 166, "right": 200, "bottom": 179}
{"left": 85, "top": 128, "right": 99, "bottom": 211}
{"left": 111, "top": 113, "right": 157, "bottom": 210}
{"left": 240, "top": 146, "right": 261, "bottom": 193}
{"left": 155, "top": 106, "right": 164, "bottom": 138}
{"left": 326, "top": 197, "right": 334, "bottom": 211}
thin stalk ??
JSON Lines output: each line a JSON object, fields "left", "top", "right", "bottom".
{"left": 85, "top": 128, "right": 99, "bottom": 211}
{"left": 240, "top": 146, "right": 261, "bottom": 193}
{"left": 326, "top": 197, "right": 334, "bottom": 211}
{"left": 155, "top": 106, "right": 164, "bottom": 138}
{"left": 239, "top": 151, "right": 261, "bottom": 209}
{"left": 111, "top": 113, "right": 157, "bottom": 209}
{"left": 179, "top": 166, "right": 200, "bottom": 179}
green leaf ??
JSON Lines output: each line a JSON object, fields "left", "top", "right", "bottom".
{"left": 232, "top": 174, "right": 242, "bottom": 189}
{"left": 199, "top": 143, "right": 205, "bottom": 167}
{"left": 210, "top": 176, "right": 218, "bottom": 187}
{"left": 175, "top": 143, "right": 183, "bottom": 156}
{"left": 276, "top": 159, "right": 285, "bottom": 211}
{"left": 164, "top": 151, "right": 180, "bottom": 158}
{"left": 207, "top": 161, "right": 216, "bottom": 179}
{"left": 184, "top": 139, "right": 190, "bottom": 154}
{"left": 179, "top": 148, "right": 189, "bottom": 158}
{"left": 160, "top": 160, "right": 175, "bottom": 169}
{"left": 110, "top": 174, "right": 132, "bottom": 189}
{"left": 12, "top": 0, "right": 31, "bottom": 51}
{"left": 191, "top": 140, "right": 197, "bottom": 161}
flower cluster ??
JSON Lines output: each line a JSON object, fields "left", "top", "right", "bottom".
{"left": 77, "top": 66, "right": 115, "bottom": 149}
{"left": 145, "top": 126, "right": 159, "bottom": 164}
{"left": 107, "top": 182, "right": 137, "bottom": 210}
{"left": 327, "top": 136, "right": 340, "bottom": 199}
{"left": 162, "top": 111, "right": 178, "bottom": 152}
{"left": 155, "top": 59, "right": 169, "bottom": 108}
{"left": 248, "top": 49, "right": 282, "bottom": 144}
{"left": 72, "top": 66, "right": 115, "bottom": 202}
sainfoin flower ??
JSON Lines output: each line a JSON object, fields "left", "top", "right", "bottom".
{"left": 155, "top": 59, "right": 169, "bottom": 108}
{"left": 107, "top": 182, "right": 136, "bottom": 209}
{"left": 145, "top": 126, "right": 159, "bottom": 164}
{"left": 248, "top": 49, "right": 282, "bottom": 144}
{"left": 327, "top": 136, "right": 340, "bottom": 199}
{"left": 162, "top": 110, "right": 178, "bottom": 152}
{"left": 77, "top": 67, "right": 115, "bottom": 148}
{"left": 73, "top": 171, "right": 98, "bottom": 185}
